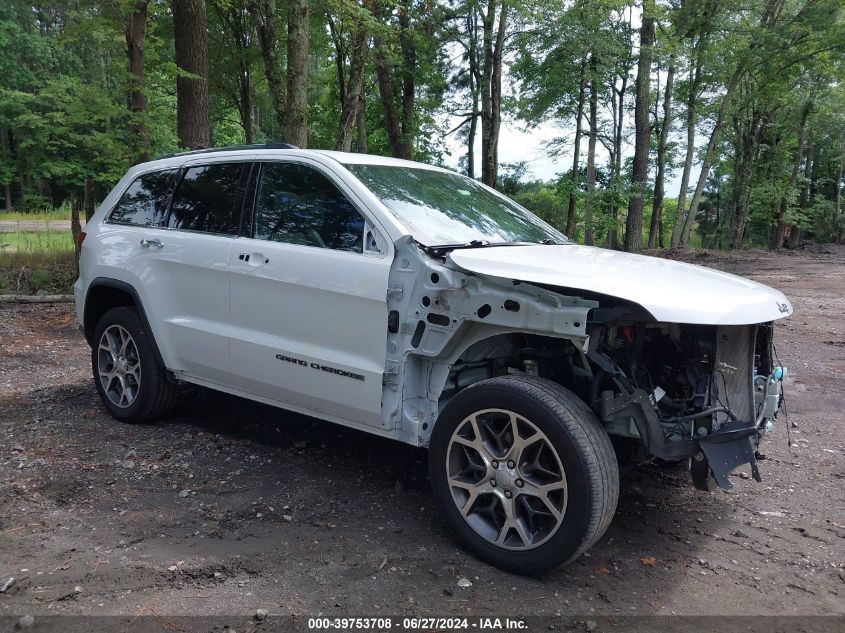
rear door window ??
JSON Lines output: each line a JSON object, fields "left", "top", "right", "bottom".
{"left": 167, "top": 163, "right": 246, "bottom": 234}
{"left": 109, "top": 169, "right": 178, "bottom": 227}
{"left": 253, "top": 162, "right": 366, "bottom": 253}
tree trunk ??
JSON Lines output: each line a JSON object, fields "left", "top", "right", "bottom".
{"left": 285, "top": 0, "right": 309, "bottom": 147}
{"left": 584, "top": 70, "right": 598, "bottom": 246}
{"left": 125, "top": 0, "right": 150, "bottom": 163}
{"left": 679, "top": 66, "right": 743, "bottom": 248}
{"left": 648, "top": 58, "right": 674, "bottom": 250}
{"left": 623, "top": 0, "right": 654, "bottom": 253}
{"left": 84, "top": 178, "right": 95, "bottom": 222}
{"left": 670, "top": 42, "right": 703, "bottom": 248}
{"left": 71, "top": 197, "right": 82, "bottom": 269}
{"left": 372, "top": 36, "right": 407, "bottom": 158}
{"left": 356, "top": 96, "right": 368, "bottom": 153}
{"left": 728, "top": 105, "right": 766, "bottom": 249}
{"left": 1, "top": 127, "right": 11, "bottom": 210}
{"left": 249, "top": 0, "right": 286, "bottom": 135}
{"left": 336, "top": 26, "right": 368, "bottom": 151}
{"left": 771, "top": 101, "right": 811, "bottom": 249}
{"left": 789, "top": 136, "right": 813, "bottom": 248}
{"left": 18, "top": 167, "right": 26, "bottom": 211}
{"left": 679, "top": 97, "right": 727, "bottom": 248}
{"left": 465, "top": 7, "right": 480, "bottom": 179}
{"left": 480, "top": 0, "right": 507, "bottom": 188}
{"left": 467, "top": 97, "right": 478, "bottom": 178}
{"left": 607, "top": 74, "right": 627, "bottom": 249}
{"left": 837, "top": 128, "right": 845, "bottom": 242}
{"left": 467, "top": 95, "right": 478, "bottom": 178}
{"left": 173, "top": 0, "right": 210, "bottom": 150}
{"left": 565, "top": 57, "right": 586, "bottom": 237}
{"left": 239, "top": 64, "right": 253, "bottom": 144}
{"left": 328, "top": 14, "right": 347, "bottom": 110}
{"left": 399, "top": 3, "right": 416, "bottom": 158}
{"left": 372, "top": 0, "right": 414, "bottom": 159}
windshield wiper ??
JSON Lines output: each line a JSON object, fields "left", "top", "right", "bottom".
{"left": 421, "top": 240, "right": 541, "bottom": 258}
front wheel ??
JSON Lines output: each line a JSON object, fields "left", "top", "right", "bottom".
{"left": 429, "top": 375, "right": 619, "bottom": 575}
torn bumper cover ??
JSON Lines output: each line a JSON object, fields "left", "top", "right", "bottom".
{"left": 697, "top": 421, "right": 761, "bottom": 489}
{"left": 600, "top": 388, "right": 762, "bottom": 490}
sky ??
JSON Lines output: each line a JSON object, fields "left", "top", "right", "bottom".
{"left": 440, "top": 110, "right": 702, "bottom": 200}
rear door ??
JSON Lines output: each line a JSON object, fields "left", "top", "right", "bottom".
{"left": 122, "top": 160, "right": 250, "bottom": 384}
{"left": 228, "top": 159, "right": 392, "bottom": 428}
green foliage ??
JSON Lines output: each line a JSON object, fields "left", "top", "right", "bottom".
{"left": 514, "top": 184, "right": 566, "bottom": 229}
{"left": 0, "top": 250, "right": 77, "bottom": 294}
{"left": 0, "top": 0, "right": 180, "bottom": 210}
{"left": 0, "top": 229, "right": 74, "bottom": 254}
{"left": 29, "top": 268, "right": 51, "bottom": 290}
{"left": 0, "top": 0, "right": 843, "bottom": 256}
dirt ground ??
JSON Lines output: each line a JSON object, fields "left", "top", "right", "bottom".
{"left": 0, "top": 246, "right": 843, "bottom": 625}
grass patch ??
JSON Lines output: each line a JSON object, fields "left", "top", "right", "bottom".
{"left": 0, "top": 230, "right": 75, "bottom": 255}
{"left": 0, "top": 209, "right": 72, "bottom": 222}
{"left": 0, "top": 251, "right": 77, "bottom": 295}
{"left": 0, "top": 228, "right": 76, "bottom": 295}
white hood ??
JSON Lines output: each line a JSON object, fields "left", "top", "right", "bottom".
{"left": 447, "top": 244, "right": 793, "bottom": 325}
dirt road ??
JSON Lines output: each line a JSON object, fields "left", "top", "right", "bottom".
{"left": 0, "top": 247, "right": 842, "bottom": 624}
{"left": 0, "top": 220, "right": 75, "bottom": 233}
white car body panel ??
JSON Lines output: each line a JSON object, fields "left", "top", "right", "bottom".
{"left": 122, "top": 228, "right": 234, "bottom": 384}
{"left": 223, "top": 154, "right": 394, "bottom": 428}
{"left": 75, "top": 147, "right": 792, "bottom": 453}
{"left": 228, "top": 237, "right": 391, "bottom": 428}
{"left": 448, "top": 244, "right": 793, "bottom": 325}
{"left": 73, "top": 223, "right": 131, "bottom": 323}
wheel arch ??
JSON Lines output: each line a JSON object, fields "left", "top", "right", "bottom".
{"left": 409, "top": 327, "right": 590, "bottom": 447}
{"left": 84, "top": 278, "right": 166, "bottom": 369}
{"left": 432, "top": 328, "right": 586, "bottom": 398}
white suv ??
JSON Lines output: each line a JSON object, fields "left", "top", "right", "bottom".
{"left": 75, "top": 145, "right": 792, "bottom": 574}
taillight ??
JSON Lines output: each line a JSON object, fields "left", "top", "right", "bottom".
{"left": 76, "top": 230, "right": 86, "bottom": 252}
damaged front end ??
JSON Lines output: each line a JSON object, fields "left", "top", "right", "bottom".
{"left": 588, "top": 319, "right": 785, "bottom": 490}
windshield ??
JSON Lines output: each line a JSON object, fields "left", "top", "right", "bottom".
{"left": 344, "top": 164, "right": 567, "bottom": 246}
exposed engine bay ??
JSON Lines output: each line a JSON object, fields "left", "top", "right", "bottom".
{"left": 585, "top": 320, "right": 784, "bottom": 489}
{"left": 382, "top": 237, "right": 789, "bottom": 492}
{"left": 441, "top": 318, "right": 785, "bottom": 491}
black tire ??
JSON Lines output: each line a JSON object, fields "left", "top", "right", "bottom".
{"left": 429, "top": 375, "right": 619, "bottom": 575}
{"left": 91, "top": 306, "right": 177, "bottom": 423}
{"left": 690, "top": 453, "right": 718, "bottom": 491}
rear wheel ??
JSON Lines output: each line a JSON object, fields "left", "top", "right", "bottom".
{"left": 429, "top": 375, "right": 618, "bottom": 575}
{"left": 91, "top": 306, "right": 177, "bottom": 423}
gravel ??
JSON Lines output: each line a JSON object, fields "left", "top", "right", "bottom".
{"left": 0, "top": 247, "right": 842, "bottom": 617}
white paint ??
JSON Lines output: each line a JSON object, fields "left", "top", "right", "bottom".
{"left": 76, "top": 148, "right": 792, "bottom": 449}
{"left": 448, "top": 244, "right": 793, "bottom": 325}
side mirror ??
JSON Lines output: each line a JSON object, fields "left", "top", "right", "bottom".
{"left": 364, "top": 220, "right": 386, "bottom": 255}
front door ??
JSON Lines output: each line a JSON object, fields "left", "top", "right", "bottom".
{"left": 228, "top": 160, "right": 392, "bottom": 429}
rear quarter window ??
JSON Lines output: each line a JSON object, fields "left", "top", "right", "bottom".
{"left": 108, "top": 169, "right": 178, "bottom": 226}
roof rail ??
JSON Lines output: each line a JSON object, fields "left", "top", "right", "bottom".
{"left": 156, "top": 142, "right": 299, "bottom": 160}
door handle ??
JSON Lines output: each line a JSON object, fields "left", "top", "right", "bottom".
{"left": 238, "top": 253, "right": 269, "bottom": 264}
{"left": 140, "top": 238, "right": 164, "bottom": 248}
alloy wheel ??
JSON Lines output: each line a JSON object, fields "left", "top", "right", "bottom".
{"left": 446, "top": 408, "right": 567, "bottom": 550}
{"left": 97, "top": 324, "right": 142, "bottom": 408}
